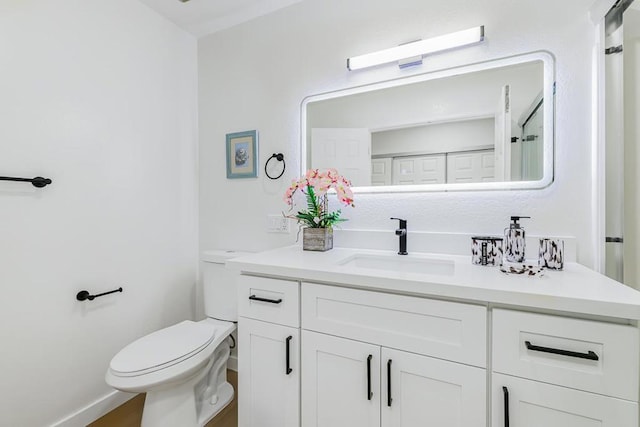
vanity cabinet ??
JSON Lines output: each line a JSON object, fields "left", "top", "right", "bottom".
{"left": 232, "top": 252, "right": 640, "bottom": 427}
{"left": 301, "top": 282, "right": 487, "bottom": 427}
{"left": 237, "top": 276, "right": 301, "bottom": 427}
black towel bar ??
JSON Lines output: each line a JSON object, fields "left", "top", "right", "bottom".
{"left": 0, "top": 176, "right": 52, "bottom": 188}
{"left": 76, "top": 287, "right": 123, "bottom": 301}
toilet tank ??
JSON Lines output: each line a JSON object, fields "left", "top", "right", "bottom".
{"left": 201, "top": 250, "right": 250, "bottom": 322}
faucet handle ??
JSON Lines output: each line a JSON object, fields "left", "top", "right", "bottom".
{"left": 390, "top": 217, "right": 407, "bottom": 228}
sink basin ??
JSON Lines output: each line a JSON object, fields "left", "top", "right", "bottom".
{"left": 338, "top": 253, "right": 455, "bottom": 276}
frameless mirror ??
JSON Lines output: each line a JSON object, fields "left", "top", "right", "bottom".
{"left": 301, "top": 51, "right": 555, "bottom": 192}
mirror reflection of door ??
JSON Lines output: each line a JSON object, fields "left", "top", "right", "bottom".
{"left": 494, "top": 84, "right": 512, "bottom": 181}
{"left": 518, "top": 96, "right": 544, "bottom": 181}
{"left": 447, "top": 150, "right": 495, "bottom": 183}
{"left": 393, "top": 154, "right": 446, "bottom": 185}
{"left": 311, "top": 128, "right": 372, "bottom": 186}
{"left": 371, "top": 158, "right": 392, "bottom": 186}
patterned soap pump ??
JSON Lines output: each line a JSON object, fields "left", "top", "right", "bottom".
{"left": 504, "top": 216, "right": 530, "bottom": 263}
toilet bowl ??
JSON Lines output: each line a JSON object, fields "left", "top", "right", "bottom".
{"left": 105, "top": 250, "right": 247, "bottom": 427}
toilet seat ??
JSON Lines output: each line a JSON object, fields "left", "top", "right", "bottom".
{"left": 106, "top": 318, "right": 235, "bottom": 393}
{"left": 110, "top": 320, "right": 216, "bottom": 377}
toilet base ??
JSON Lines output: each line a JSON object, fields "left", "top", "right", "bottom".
{"left": 141, "top": 380, "right": 234, "bottom": 427}
{"left": 140, "top": 341, "right": 233, "bottom": 427}
{"left": 197, "top": 381, "right": 234, "bottom": 426}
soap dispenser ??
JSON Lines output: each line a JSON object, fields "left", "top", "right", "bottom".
{"left": 504, "top": 216, "right": 530, "bottom": 263}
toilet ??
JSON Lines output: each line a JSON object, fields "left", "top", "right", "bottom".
{"left": 105, "top": 250, "right": 245, "bottom": 427}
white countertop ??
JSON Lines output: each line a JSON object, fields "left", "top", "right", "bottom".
{"left": 226, "top": 245, "right": 640, "bottom": 321}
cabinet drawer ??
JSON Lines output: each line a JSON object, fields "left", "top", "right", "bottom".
{"left": 238, "top": 275, "right": 299, "bottom": 327}
{"left": 493, "top": 309, "right": 639, "bottom": 401}
{"left": 302, "top": 282, "right": 487, "bottom": 367}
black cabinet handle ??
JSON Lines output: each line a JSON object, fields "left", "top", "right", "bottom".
{"left": 525, "top": 340, "right": 599, "bottom": 361}
{"left": 285, "top": 335, "right": 293, "bottom": 375}
{"left": 367, "top": 354, "right": 373, "bottom": 400}
{"left": 503, "top": 386, "right": 510, "bottom": 427}
{"left": 387, "top": 359, "right": 393, "bottom": 407}
{"left": 248, "top": 295, "right": 283, "bottom": 304}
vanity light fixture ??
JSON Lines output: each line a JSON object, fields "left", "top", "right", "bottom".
{"left": 347, "top": 26, "right": 485, "bottom": 71}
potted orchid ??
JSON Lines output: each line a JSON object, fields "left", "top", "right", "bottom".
{"left": 283, "top": 168, "right": 354, "bottom": 251}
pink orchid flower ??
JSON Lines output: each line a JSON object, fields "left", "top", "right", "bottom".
{"left": 282, "top": 168, "right": 355, "bottom": 228}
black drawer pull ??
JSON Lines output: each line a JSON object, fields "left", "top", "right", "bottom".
{"left": 525, "top": 341, "right": 599, "bottom": 361}
{"left": 503, "top": 386, "right": 510, "bottom": 427}
{"left": 367, "top": 354, "right": 373, "bottom": 400}
{"left": 248, "top": 295, "right": 283, "bottom": 304}
{"left": 285, "top": 335, "right": 293, "bottom": 375}
{"left": 387, "top": 359, "right": 393, "bottom": 407}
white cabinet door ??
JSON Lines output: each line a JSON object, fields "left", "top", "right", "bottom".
{"left": 371, "top": 157, "right": 392, "bottom": 186}
{"left": 382, "top": 348, "right": 486, "bottom": 427}
{"left": 238, "top": 318, "right": 299, "bottom": 427}
{"left": 392, "top": 154, "right": 446, "bottom": 185}
{"left": 492, "top": 373, "right": 638, "bottom": 427}
{"left": 302, "top": 330, "right": 380, "bottom": 427}
{"left": 446, "top": 150, "right": 495, "bottom": 183}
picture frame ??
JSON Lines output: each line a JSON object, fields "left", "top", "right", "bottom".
{"left": 226, "top": 130, "right": 258, "bottom": 179}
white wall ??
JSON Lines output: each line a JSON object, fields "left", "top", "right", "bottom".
{"left": 624, "top": 8, "right": 640, "bottom": 288}
{"left": 0, "top": 1, "right": 198, "bottom": 425}
{"left": 372, "top": 119, "right": 495, "bottom": 156}
{"left": 199, "top": 0, "right": 596, "bottom": 266}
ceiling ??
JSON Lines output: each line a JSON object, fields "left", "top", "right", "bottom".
{"left": 137, "top": 0, "right": 304, "bottom": 37}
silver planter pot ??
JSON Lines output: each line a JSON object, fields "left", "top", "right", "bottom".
{"left": 303, "top": 227, "right": 333, "bottom": 251}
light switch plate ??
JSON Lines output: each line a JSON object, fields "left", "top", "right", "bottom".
{"left": 267, "top": 214, "right": 290, "bottom": 233}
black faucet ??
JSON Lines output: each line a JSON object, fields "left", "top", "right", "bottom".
{"left": 390, "top": 217, "right": 408, "bottom": 255}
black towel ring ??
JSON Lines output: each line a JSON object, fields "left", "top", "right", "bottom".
{"left": 265, "top": 153, "right": 286, "bottom": 180}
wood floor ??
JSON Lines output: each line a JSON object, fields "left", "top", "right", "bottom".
{"left": 88, "top": 370, "right": 238, "bottom": 427}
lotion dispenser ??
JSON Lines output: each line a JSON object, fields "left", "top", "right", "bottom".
{"left": 504, "top": 216, "right": 530, "bottom": 263}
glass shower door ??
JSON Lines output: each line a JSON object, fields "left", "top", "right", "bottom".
{"left": 520, "top": 103, "right": 544, "bottom": 181}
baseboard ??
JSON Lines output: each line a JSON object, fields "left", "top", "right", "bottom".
{"left": 50, "top": 390, "right": 137, "bottom": 427}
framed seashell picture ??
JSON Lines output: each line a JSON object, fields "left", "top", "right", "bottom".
{"left": 226, "top": 130, "right": 258, "bottom": 179}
